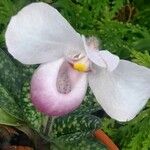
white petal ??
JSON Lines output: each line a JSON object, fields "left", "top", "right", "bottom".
{"left": 82, "top": 36, "right": 119, "bottom": 71}
{"left": 88, "top": 60, "right": 150, "bottom": 122}
{"left": 5, "top": 2, "right": 83, "bottom": 64}
{"left": 99, "top": 51, "right": 120, "bottom": 71}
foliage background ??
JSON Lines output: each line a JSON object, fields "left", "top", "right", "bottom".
{"left": 0, "top": 0, "right": 150, "bottom": 149}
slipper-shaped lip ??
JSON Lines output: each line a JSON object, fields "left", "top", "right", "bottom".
{"left": 31, "top": 58, "right": 88, "bottom": 116}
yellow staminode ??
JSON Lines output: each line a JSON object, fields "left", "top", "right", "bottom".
{"left": 73, "top": 63, "right": 88, "bottom": 72}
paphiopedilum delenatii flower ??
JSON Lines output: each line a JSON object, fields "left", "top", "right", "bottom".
{"left": 5, "top": 2, "right": 150, "bottom": 121}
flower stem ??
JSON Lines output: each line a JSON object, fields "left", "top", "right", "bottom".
{"left": 44, "top": 116, "right": 56, "bottom": 137}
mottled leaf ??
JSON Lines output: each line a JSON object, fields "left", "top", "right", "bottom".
{"left": 20, "top": 82, "right": 42, "bottom": 132}
{"left": 53, "top": 132, "right": 107, "bottom": 150}
{"left": 0, "top": 49, "right": 22, "bottom": 99}
{"left": 0, "top": 108, "right": 21, "bottom": 126}
{"left": 0, "top": 83, "right": 23, "bottom": 120}
{"left": 52, "top": 114, "right": 101, "bottom": 138}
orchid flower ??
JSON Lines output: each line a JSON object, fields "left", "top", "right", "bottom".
{"left": 5, "top": 2, "right": 150, "bottom": 122}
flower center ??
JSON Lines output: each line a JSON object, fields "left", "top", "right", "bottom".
{"left": 73, "top": 61, "right": 89, "bottom": 72}
{"left": 66, "top": 52, "right": 91, "bottom": 72}
{"left": 72, "top": 57, "right": 90, "bottom": 72}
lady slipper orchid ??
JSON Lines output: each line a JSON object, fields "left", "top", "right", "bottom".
{"left": 5, "top": 2, "right": 150, "bottom": 122}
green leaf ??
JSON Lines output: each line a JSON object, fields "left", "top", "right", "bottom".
{"left": 98, "top": 20, "right": 149, "bottom": 58}
{"left": 52, "top": 114, "right": 101, "bottom": 138}
{"left": 0, "top": 49, "right": 22, "bottom": 99}
{"left": 131, "top": 50, "right": 150, "bottom": 68}
{"left": 134, "top": 38, "right": 150, "bottom": 50}
{"left": 0, "top": 48, "right": 25, "bottom": 120}
{"left": 110, "top": 0, "right": 124, "bottom": 19}
{"left": 0, "top": 108, "right": 21, "bottom": 126}
{"left": 0, "top": 47, "right": 42, "bottom": 130}
{"left": 20, "top": 82, "right": 42, "bottom": 132}
{"left": 0, "top": 83, "right": 23, "bottom": 120}
{"left": 53, "top": 132, "right": 107, "bottom": 150}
